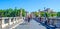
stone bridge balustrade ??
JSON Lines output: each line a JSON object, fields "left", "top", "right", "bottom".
{"left": 2, "top": 17, "right": 9, "bottom": 28}
{"left": 0, "top": 17, "right": 24, "bottom": 29}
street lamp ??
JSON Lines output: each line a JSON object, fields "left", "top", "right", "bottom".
{"left": 44, "top": 7, "right": 47, "bottom": 20}
{"left": 43, "top": 7, "right": 48, "bottom": 25}
{"left": 38, "top": 9, "right": 40, "bottom": 17}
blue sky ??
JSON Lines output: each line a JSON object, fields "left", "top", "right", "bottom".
{"left": 0, "top": 0, "right": 60, "bottom": 12}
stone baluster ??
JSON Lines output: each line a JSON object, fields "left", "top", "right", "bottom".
{"left": 13, "top": 17, "right": 15, "bottom": 24}
{"left": 2, "top": 19, "right": 4, "bottom": 25}
{"left": 2, "top": 18, "right": 5, "bottom": 29}
{"left": 8, "top": 18, "right": 11, "bottom": 25}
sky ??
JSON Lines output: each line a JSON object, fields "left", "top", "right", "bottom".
{"left": 0, "top": 0, "right": 60, "bottom": 12}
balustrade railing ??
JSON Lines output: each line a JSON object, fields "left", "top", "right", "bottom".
{"left": 0, "top": 17, "right": 24, "bottom": 29}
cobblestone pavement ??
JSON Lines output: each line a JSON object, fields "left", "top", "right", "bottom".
{"left": 15, "top": 19, "right": 46, "bottom": 29}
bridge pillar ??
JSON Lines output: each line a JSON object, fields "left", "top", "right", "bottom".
{"left": 17, "top": 18, "right": 18, "bottom": 23}
{"left": 13, "top": 18, "right": 16, "bottom": 24}
{"left": 2, "top": 19, "right": 5, "bottom": 28}
{"left": 15, "top": 18, "right": 17, "bottom": 23}
{"left": 2, "top": 19, "right": 4, "bottom": 25}
{"left": 0, "top": 18, "right": 2, "bottom": 29}
{"left": 8, "top": 18, "right": 12, "bottom": 25}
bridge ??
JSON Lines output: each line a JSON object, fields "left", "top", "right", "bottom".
{"left": 0, "top": 17, "right": 47, "bottom": 29}
{"left": 0, "top": 17, "right": 24, "bottom": 29}
{"left": 0, "top": 17, "right": 60, "bottom": 29}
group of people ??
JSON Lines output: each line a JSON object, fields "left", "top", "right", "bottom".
{"left": 24, "top": 14, "right": 32, "bottom": 23}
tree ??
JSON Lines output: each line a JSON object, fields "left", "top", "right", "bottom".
{"left": 21, "top": 9, "right": 26, "bottom": 17}
{"left": 40, "top": 12, "right": 45, "bottom": 17}
{"left": 57, "top": 12, "right": 60, "bottom": 17}
{"left": 0, "top": 7, "right": 26, "bottom": 17}
{"left": 34, "top": 12, "right": 39, "bottom": 17}
{"left": 6, "top": 8, "right": 13, "bottom": 17}
{"left": 0, "top": 10, "right": 5, "bottom": 17}
{"left": 50, "top": 13, "right": 57, "bottom": 17}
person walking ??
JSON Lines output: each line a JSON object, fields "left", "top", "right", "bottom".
{"left": 28, "top": 15, "right": 31, "bottom": 23}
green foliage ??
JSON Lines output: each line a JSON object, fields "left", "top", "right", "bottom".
{"left": 21, "top": 9, "right": 26, "bottom": 17}
{"left": 40, "top": 12, "right": 57, "bottom": 17}
{"left": 0, "top": 8, "right": 26, "bottom": 17}
{"left": 45, "top": 12, "right": 50, "bottom": 17}
{"left": 34, "top": 12, "right": 39, "bottom": 17}
{"left": 40, "top": 12, "right": 45, "bottom": 17}
{"left": 50, "top": 13, "right": 57, "bottom": 17}
{"left": 57, "top": 12, "right": 60, "bottom": 17}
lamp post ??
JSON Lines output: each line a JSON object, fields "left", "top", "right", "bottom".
{"left": 38, "top": 9, "right": 40, "bottom": 17}
{"left": 44, "top": 7, "right": 47, "bottom": 20}
{"left": 43, "top": 7, "right": 48, "bottom": 25}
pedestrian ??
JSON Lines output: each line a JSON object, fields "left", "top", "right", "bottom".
{"left": 28, "top": 18, "right": 30, "bottom": 22}
{"left": 28, "top": 15, "right": 31, "bottom": 22}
